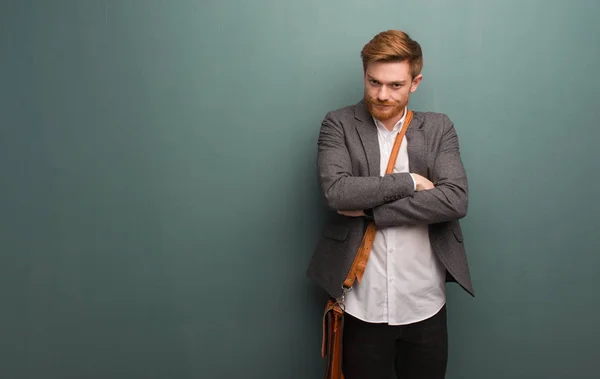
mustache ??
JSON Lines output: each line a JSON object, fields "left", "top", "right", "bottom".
{"left": 368, "top": 99, "right": 397, "bottom": 107}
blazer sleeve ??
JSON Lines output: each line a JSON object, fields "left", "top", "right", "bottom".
{"left": 372, "top": 115, "right": 468, "bottom": 226}
{"left": 318, "top": 111, "right": 415, "bottom": 211}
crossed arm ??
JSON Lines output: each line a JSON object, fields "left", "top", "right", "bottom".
{"left": 317, "top": 111, "right": 416, "bottom": 211}
{"left": 318, "top": 112, "right": 468, "bottom": 227}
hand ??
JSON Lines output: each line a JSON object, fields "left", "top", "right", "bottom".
{"left": 411, "top": 173, "right": 435, "bottom": 191}
{"left": 337, "top": 210, "right": 365, "bottom": 217}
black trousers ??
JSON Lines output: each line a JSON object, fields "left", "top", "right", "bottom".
{"left": 342, "top": 305, "right": 448, "bottom": 379}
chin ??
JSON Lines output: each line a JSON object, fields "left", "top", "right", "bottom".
{"left": 370, "top": 108, "right": 395, "bottom": 121}
{"left": 366, "top": 101, "right": 403, "bottom": 121}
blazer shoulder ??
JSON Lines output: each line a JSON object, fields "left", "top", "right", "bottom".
{"left": 413, "top": 111, "right": 455, "bottom": 133}
{"left": 413, "top": 111, "right": 452, "bottom": 124}
{"left": 325, "top": 103, "right": 358, "bottom": 123}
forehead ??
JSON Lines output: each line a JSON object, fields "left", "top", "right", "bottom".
{"left": 365, "top": 61, "right": 412, "bottom": 82}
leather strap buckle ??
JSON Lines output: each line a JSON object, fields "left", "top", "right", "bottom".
{"left": 335, "top": 285, "right": 352, "bottom": 312}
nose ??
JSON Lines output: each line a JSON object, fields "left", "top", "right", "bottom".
{"left": 377, "top": 86, "right": 389, "bottom": 102}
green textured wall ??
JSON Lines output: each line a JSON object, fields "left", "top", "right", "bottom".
{"left": 1, "top": 1, "right": 599, "bottom": 378}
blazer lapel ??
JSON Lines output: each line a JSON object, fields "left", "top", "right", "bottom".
{"left": 354, "top": 101, "right": 380, "bottom": 176}
{"left": 353, "top": 102, "right": 427, "bottom": 178}
{"left": 406, "top": 112, "right": 427, "bottom": 177}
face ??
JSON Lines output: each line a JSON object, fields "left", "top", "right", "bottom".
{"left": 363, "top": 61, "right": 422, "bottom": 125}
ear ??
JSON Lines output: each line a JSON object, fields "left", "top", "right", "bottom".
{"left": 410, "top": 74, "right": 423, "bottom": 93}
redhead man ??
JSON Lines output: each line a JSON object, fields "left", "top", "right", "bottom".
{"left": 307, "top": 30, "right": 473, "bottom": 379}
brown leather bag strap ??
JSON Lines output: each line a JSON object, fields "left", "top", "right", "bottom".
{"left": 322, "top": 298, "right": 345, "bottom": 379}
{"left": 342, "top": 110, "right": 413, "bottom": 289}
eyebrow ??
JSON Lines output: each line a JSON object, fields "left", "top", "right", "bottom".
{"left": 367, "top": 76, "right": 407, "bottom": 85}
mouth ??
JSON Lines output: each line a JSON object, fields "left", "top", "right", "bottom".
{"left": 373, "top": 104, "right": 394, "bottom": 109}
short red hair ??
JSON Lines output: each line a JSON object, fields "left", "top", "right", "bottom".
{"left": 361, "top": 30, "right": 423, "bottom": 78}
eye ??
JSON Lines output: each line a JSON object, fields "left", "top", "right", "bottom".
{"left": 369, "top": 79, "right": 379, "bottom": 86}
{"left": 392, "top": 83, "right": 402, "bottom": 89}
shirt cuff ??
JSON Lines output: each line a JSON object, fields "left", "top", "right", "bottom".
{"left": 409, "top": 173, "right": 416, "bottom": 191}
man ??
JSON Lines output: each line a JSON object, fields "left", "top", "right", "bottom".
{"left": 307, "top": 30, "right": 473, "bottom": 379}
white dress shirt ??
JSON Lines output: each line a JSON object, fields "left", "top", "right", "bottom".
{"left": 344, "top": 108, "right": 447, "bottom": 326}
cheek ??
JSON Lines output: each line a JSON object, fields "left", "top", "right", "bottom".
{"left": 399, "top": 88, "right": 412, "bottom": 99}
{"left": 391, "top": 90, "right": 406, "bottom": 101}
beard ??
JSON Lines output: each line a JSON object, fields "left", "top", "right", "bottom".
{"left": 364, "top": 95, "right": 406, "bottom": 122}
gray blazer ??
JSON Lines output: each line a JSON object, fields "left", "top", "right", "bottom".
{"left": 307, "top": 100, "right": 474, "bottom": 299}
